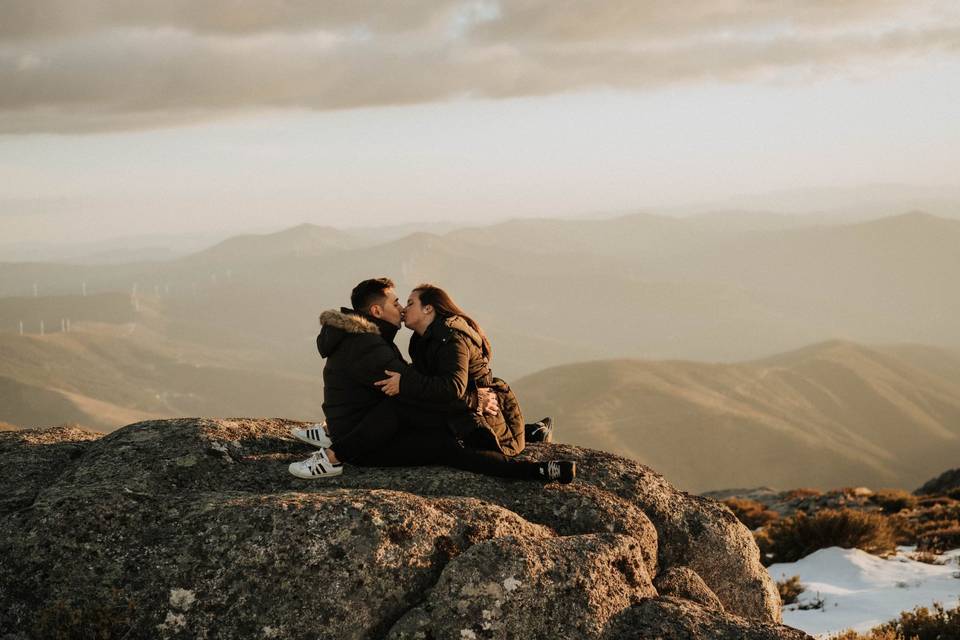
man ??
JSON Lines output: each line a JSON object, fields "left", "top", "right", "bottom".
{"left": 288, "top": 277, "right": 573, "bottom": 484}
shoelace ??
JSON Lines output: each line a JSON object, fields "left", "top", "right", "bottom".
{"left": 547, "top": 461, "right": 561, "bottom": 479}
{"left": 307, "top": 450, "right": 329, "bottom": 474}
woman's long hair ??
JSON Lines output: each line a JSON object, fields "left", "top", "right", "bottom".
{"left": 413, "top": 283, "right": 491, "bottom": 360}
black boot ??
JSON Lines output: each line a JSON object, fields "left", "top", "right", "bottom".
{"left": 537, "top": 460, "right": 575, "bottom": 484}
{"left": 525, "top": 417, "right": 554, "bottom": 443}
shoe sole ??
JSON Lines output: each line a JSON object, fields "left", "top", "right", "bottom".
{"left": 288, "top": 462, "right": 343, "bottom": 479}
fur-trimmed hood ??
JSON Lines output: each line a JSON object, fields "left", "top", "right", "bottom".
{"left": 319, "top": 308, "right": 380, "bottom": 335}
{"left": 317, "top": 307, "right": 384, "bottom": 358}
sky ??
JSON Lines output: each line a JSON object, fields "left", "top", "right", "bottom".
{"left": 2, "top": 1, "right": 960, "bottom": 245}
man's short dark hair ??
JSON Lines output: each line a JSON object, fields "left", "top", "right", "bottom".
{"left": 351, "top": 277, "right": 394, "bottom": 314}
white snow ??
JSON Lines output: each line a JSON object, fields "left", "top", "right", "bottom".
{"left": 767, "top": 546, "right": 960, "bottom": 637}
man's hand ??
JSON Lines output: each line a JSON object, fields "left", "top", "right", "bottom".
{"left": 477, "top": 388, "right": 499, "bottom": 416}
{"left": 375, "top": 370, "right": 401, "bottom": 396}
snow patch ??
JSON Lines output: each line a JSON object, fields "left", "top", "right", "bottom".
{"left": 768, "top": 546, "right": 960, "bottom": 637}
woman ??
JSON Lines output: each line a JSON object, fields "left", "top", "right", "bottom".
{"left": 372, "top": 283, "right": 575, "bottom": 483}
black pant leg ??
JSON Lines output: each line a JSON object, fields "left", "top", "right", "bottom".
{"left": 351, "top": 427, "right": 447, "bottom": 467}
{"left": 444, "top": 444, "right": 539, "bottom": 480}
{"left": 353, "top": 428, "right": 540, "bottom": 480}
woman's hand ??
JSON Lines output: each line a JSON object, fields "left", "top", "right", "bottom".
{"left": 375, "top": 370, "right": 402, "bottom": 396}
{"left": 476, "top": 388, "right": 500, "bottom": 416}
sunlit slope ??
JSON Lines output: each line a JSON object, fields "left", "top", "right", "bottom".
{"left": 514, "top": 341, "right": 960, "bottom": 492}
{"left": 0, "top": 322, "right": 323, "bottom": 431}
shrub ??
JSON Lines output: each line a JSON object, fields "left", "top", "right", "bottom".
{"left": 880, "top": 602, "right": 960, "bottom": 639}
{"left": 917, "top": 526, "right": 960, "bottom": 553}
{"left": 783, "top": 488, "right": 822, "bottom": 501}
{"left": 776, "top": 575, "right": 804, "bottom": 605}
{"left": 830, "top": 602, "right": 960, "bottom": 639}
{"left": 830, "top": 629, "right": 899, "bottom": 639}
{"left": 917, "top": 496, "right": 957, "bottom": 508}
{"left": 907, "top": 550, "right": 946, "bottom": 565}
{"left": 887, "top": 512, "right": 920, "bottom": 546}
{"left": 870, "top": 489, "right": 917, "bottom": 514}
{"left": 760, "top": 508, "right": 896, "bottom": 565}
{"left": 723, "top": 498, "right": 779, "bottom": 530}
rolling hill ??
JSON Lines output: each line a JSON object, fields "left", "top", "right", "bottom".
{"left": 0, "top": 313, "right": 324, "bottom": 431}
{"left": 513, "top": 341, "right": 960, "bottom": 492}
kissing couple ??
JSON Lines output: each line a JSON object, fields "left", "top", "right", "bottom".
{"left": 288, "top": 277, "right": 575, "bottom": 485}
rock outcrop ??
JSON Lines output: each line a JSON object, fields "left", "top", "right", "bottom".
{"left": 916, "top": 467, "right": 960, "bottom": 496}
{"left": 0, "top": 418, "right": 808, "bottom": 639}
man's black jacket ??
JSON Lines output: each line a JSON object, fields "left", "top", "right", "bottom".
{"left": 317, "top": 307, "right": 410, "bottom": 442}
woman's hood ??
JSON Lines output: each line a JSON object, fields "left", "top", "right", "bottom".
{"left": 443, "top": 315, "right": 484, "bottom": 350}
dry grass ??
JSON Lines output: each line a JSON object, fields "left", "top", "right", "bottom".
{"left": 776, "top": 575, "right": 804, "bottom": 605}
{"left": 906, "top": 550, "right": 947, "bottom": 565}
{"left": 759, "top": 508, "right": 896, "bottom": 565}
{"left": 916, "top": 496, "right": 957, "bottom": 508}
{"left": 783, "top": 488, "right": 823, "bottom": 501}
{"left": 831, "top": 602, "right": 960, "bottom": 639}
{"left": 870, "top": 489, "right": 917, "bottom": 514}
{"left": 918, "top": 526, "right": 960, "bottom": 553}
{"left": 723, "top": 497, "right": 780, "bottom": 530}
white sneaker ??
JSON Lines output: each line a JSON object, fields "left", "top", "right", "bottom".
{"left": 291, "top": 423, "right": 332, "bottom": 448}
{"left": 288, "top": 448, "right": 343, "bottom": 479}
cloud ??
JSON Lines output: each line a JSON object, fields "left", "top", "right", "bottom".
{"left": 1, "top": 0, "right": 958, "bottom": 133}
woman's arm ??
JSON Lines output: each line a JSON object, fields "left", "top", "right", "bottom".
{"left": 392, "top": 336, "right": 471, "bottom": 403}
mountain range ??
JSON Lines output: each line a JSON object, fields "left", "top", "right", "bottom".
{"left": 1, "top": 210, "right": 959, "bottom": 490}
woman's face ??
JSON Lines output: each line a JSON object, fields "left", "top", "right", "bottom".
{"left": 403, "top": 291, "right": 432, "bottom": 334}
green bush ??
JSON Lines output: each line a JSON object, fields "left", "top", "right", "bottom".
{"left": 760, "top": 508, "right": 896, "bottom": 565}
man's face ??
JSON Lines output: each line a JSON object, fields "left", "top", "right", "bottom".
{"left": 370, "top": 287, "right": 403, "bottom": 327}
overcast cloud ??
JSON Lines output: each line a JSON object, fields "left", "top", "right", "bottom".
{"left": 2, "top": 0, "right": 959, "bottom": 133}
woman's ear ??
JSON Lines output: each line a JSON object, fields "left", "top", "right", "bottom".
{"left": 423, "top": 305, "right": 434, "bottom": 316}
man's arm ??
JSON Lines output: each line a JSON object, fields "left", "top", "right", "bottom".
{"left": 346, "top": 336, "right": 411, "bottom": 387}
